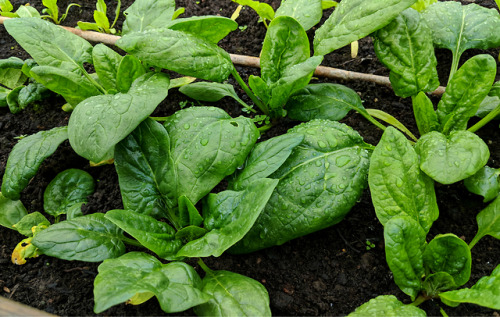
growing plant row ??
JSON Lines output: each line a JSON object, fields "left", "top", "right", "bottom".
{"left": 0, "top": 0, "right": 499, "bottom": 315}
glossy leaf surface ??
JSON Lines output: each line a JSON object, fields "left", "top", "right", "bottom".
{"left": 94, "top": 252, "right": 209, "bottom": 313}
{"left": 314, "top": 0, "right": 417, "bottom": 56}
{"left": 423, "top": 272, "right": 457, "bottom": 297}
{"left": 68, "top": 73, "right": 170, "bottom": 163}
{"left": 116, "top": 55, "right": 146, "bottom": 93}
{"left": 32, "top": 213, "right": 125, "bottom": 262}
{"left": 167, "top": 16, "right": 238, "bottom": 44}
{"left": 122, "top": 0, "right": 176, "bottom": 34}
{"left": 348, "top": 295, "right": 426, "bottom": 317}
{"left": 470, "top": 195, "right": 500, "bottom": 248}
{"left": 369, "top": 127, "right": 438, "bottom": 232}
{"left": 373, "top": 8, "right": 439, "bottom": 98}
{"left": 43, "top": 169, "right": 94, "bottom": 217}
{"left": 464, "top": 166, "right": 500, "bottom": 203}
{"left": 194, "top": 270, "right": 271, "bottom": 317}
{"left": 1, "top": 126, "right": 68, "bottom": 200}
{"left": 13, "top": 212, "right": 50, "bottom": 237}
{"left": 275, "top": 0, "right": 322, "bottom": 31}
{"left": 92, "top": 43, "right": 123, "bottom": 93}
{"left": 0, "top": 193, "right": 28, "bottom": 230}
{"left": 416, "top": 131, "right": 489, "bottom": 184}
{"left": 412, "top": 92, "right": 439, "bottom": 136}
{"left": 179, "top": 82, "right": 242, "bottom": 103}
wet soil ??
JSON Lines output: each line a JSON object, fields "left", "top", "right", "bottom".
{"left": 1, "top": 0, "right": 499, "bottom": 316}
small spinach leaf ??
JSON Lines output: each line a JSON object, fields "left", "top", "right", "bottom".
{"left": 348, "top": 295, "right": 426, "bottom": 316}
{"left": 464, "top": 166, "right": 500, "bottom": 203}
{"left": 179, "top": 82, "right": 245, "bottom": 105}
{"left": 122, "top": 0, "right": 176, "bottom": 34}
{"left": 1, "top": 126, "right": 68, "bottom": 200}
{"left": 423, "top": 272, "right": 457, "bottom": 298}
{"left": 13, "top": 212, "right": 50, "bottom": 237}
{"left": 275, "top": 0, "right": 322, "bottom": 31}
{"left": 0, "top": 57, "right": 27, "bottom": 89}
{"left": 178, "top": 195, "right": 203, "bottom": 228}
{"left": 167, "top": 16, "right": 238, "bottom": 44}
{"left": 116, "top": 55, "right": 146, "bottom": 93}
{"left": 231, "top": 0, "right": 274, "bottom": 22}
{"left": 469, "top": 195, "right": 500, "bottom": 248}
{"left": 92, "top": 43, "right": 123, "bottom": 93}
{"left": 0, "top": 193, "right": 28, "bottom": 229}
{"left": 411, "top": 92, "right": 439, "bottom": 136}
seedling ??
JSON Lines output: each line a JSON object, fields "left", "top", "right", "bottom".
{"left": 77, "top": 0, "right": 122, "bottom": 34}
{"left": 41, "top": 0, "right": 80, "bottom": 25}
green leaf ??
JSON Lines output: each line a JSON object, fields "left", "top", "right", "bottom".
{"left": 286, "top": 83, "right": 364, "bottom": 122}
{"left": 114, "top": 118, "right": 175, "bottom": 218}
{"left": 470, "top": 195, "right": 500, "bottom": 248}
{"left": 4, "top": 17, "right": 92, "bottom": 73}
{"left": 94, "top": 252, "right": 209, "bottom": 313}
{"left": 439, "top": 264, "right": 500, "bottom": 310}
{"left": 373, "top": 8, "right": 439, "bottom": 98}
{"left": 0, "top": 0, "right": 13, "bottom": 12}
{"left": 0, "top": 193, "right": 28, "bottom": 230}
{"left": 416, "top": 131, "right": 489, "bottom": 185}
{"left": 15, "top": 5, "right": 41, "bottom": 18}
{"left": 275, "top": 0, "right": 322, "bottom": 31}
{"left": 411, "top": 0, "right": 436, "bottom": 12}
{"left": 248, "top": 75, "right": 270, "bottom": 106}
{"left": 437, "top": 55, "right": 496, "bottom": 135}
{"left": 177, "top": 178, "right": 278, "bottom": 258}
{"left": 232, "top": 120, "right": 370, "bottom": 253}
{"left": 32, "top": 213, "right": 125, "bottom": 262}
{"left": 348, "top": 295, "right": 426, "bottom": 317}
{"left": 365, "top": 109, "right": 417, "bottom": 142}
{"left": 117, "top": 28, "right": 233, "bottom": 82}
{"left": 43, "top": 169, "right": 94, "bottom": 217}
{"left": 423, "top": 272, "right": 457, "bottom": 297}
{"left": 231, "top": 0, "right": 274, "bottom": 21}
{"left": 66, "top": 202, "right": 84, "bottom": 220}
{"left": 92, "top": 44, "right": 123, "bottom": 93}
{"left": 167, "top": 16, "right": 238, "bottom": 43}
{"left": 476, "top": 95, "right": 500, "bottom": 119}
{"left": 321, "top": 0, "right": 337, "bottom": 10}
{"left": 175, "top": 226, "right": 206, "bottom": 242}
{"left": 116, "top": 55, "right": 146, "bottom": 93}
{"left": 0, "top": 86, "right": 10, "bottom": 107}
{"left": 261, "top": 16, "right": 310, "bottom": 86}
{"left": 423, "top": 234, "right": 472, "bottom": 287}
{"left": 313, "top": 0, "right": 417, "bottom": 56}
{"left": 17, "top": 83, "right": 50, "bottom": 110}
{"left": 6, "top": 86, "right": 23, "bottom": 114}
{"left": 42, "top": 0, "right": 59, "bottom": 21}
{"left": 230, "top": 133, "right": 304, "bottom": 190}
{"left": 384, "top": 215, "right": 426, "bottom": 299}
{"left": 105, "top": 210, "right": 182, "bottom": 259}
{"left": 77, "top": 21, "right": 102, "bottom": 32}
{"left": 178, "top": 195, "right": 203, "bottom": 228}
{"left": 94, "top": 10, "right": 110, "bottom": 30}
{"left": 0, "top": 57, "right": 27, "bottom": 89}
{"left": 29, "top": 66, "right": 101, "bottom": 106}
{"left": 179, "top": 82, "right": 243, "bottom": 103}
{"left": 96, "top": 0, "right": 107, "bottom": 13}
{"left": 163, "top": 107, "right": 259, "bottom": 205}
{"left": 464, "top": 166, "right": 500, "bottom": 203}
{"left": 1, "top": 126, "right": 68, "bottom": 200}
{"left": 422, "top": 2, "right": 500, "bottom": 65}
{"left": 122, "top": 0, "right": 176, "bottom": 34}
{"left": 13, "top": 212, "right": 50, "bottom": 237}
{"left": 194, "top": 270, "right": 271, "bottom": 317}
{"left": 369, "top": 127, "right": 438, "bottom": 232}
{"left": 412, "top": 92, "right": 439, "bottom": 136}
{"left": 68, "top": 73, "right": 170, "bottom": 163}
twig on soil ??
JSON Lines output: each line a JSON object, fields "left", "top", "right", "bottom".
{"left": 0, "top": 16, "right": 446, "bottom": 95}
{"left": 336, "top": 229, "right": 361, "bottom": 254}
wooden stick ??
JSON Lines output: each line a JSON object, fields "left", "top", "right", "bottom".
{"left": 0, "top": 16, "right": 446, "bottom": 95}
{"left": 0, "top": 296, "right": 56, "bottom": 316}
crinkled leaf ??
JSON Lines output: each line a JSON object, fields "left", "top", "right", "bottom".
{"left": 43, "top": 169, "right": 94, "bottom": 217}
{"left": 416, "top": 131, "right": 489, "bottom": 185}
{"left": 423, "top": 272, "right": 457, "bottom": 297}
{"left": 348, "top": 295, "right": 426, "bottom": 317}
{"left": 275, "top": 0, "right": 322, "bottom": 31}
{"left": 194, "top": 270, "right": 271, "bottom": 317}
{"left": 369, "top": 127, "right": 438, "bottom": 232}
{"left": 423, "top": 234, "right": 471, "bottom": 287}
{"left": 29, "top": 66, "right": 101, "bottom": 106}
{"left": 373, "top": 8, "right": 439, "bottom": 98}
{"left": 384, "top": 215, "right": 426, "bottom": 299}
{"left": 68, "top": 73, "right": 170, "bottom": 163}
{"left": 178, "top": 195, "right": 203, "bottom": 228}
{"left": 470, "top": 195, "right": 500, "bottom": 248}
{"left": 167, "top": 16, "right": 238, "bottom": 43}
{"left": 436, "top": 54, "right": 496, "bottom": 134}
{"left": 114, "top": 118, "right": 175, "bottom": 218}
{"left": 92, "top": 43, "right": 123, "bottom": 93}
{"left": 0, "top": 57, "right": 27, "bottom": 89}
{"left": 105, "top": 210, "right": 182, "bottom": 259}
{"left": 286, "top": 83, "right": 364, "bottom": 122}
{"left": 94, "top": 252, "right": 209, "bottom": 313}
{"left": 122, "top": 0, "right": 176, "bottom": 34}
{"left": 177, "top": 178, "right": 278, "bottom": 258}
{"left": 13, "top": 212, "right": 50, "bottom": 237}
{"left": 464, "top": 166, "right": 500, "bottom": 203}
{"left": 6, "top": 86, "right": 23, "bottom": 114}
{"left": 439, "top": 264, "right": 500, "bottom": 310}
{"left": 232, "top": 120, "right": 370, "bottom": 253}
{"left": 32, "top": 213, "right": 125, "bottom": 262}
{"left": 230, "top": 133, "right": 304, "bottom": 190}
{"left": 1, "top": 126, "right": 68, "bottom": 200}
{"left": 411, "top": 0, "right": 436, "bottom": 12}
{"left": 116, "top": 55, "right": 146, "bottom": 93}
{"left": 0, "top": 193, "right": 28, "bottom": 230}
{"left": 17, "top": 83, "right": 50, "bottom": 109}
{"left": 0, "top": 86, "right": 10, "bottom": 107}
{"left": 4, "top": 17, "right": 92, "bottom": 73}
{"left": 163, "top": 107, "right": 259, "bottom": 205}
{"left": 412, "top": 92, "right": 439, "bottom": 136}
{"left": 314, "top": 0, "right": 417, "bottom": 56}
{"left": 422, "top": 2, "right": 500, "bottom": 61}
{"left": 117, "top": 28, "right": 233, "bottom": 82}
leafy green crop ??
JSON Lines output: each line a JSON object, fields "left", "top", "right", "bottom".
{"left": 77, "top": 0, "right": 121, "bottom": 34}
{"left": 41, "top": 0, "right": 80, "bottom": 24}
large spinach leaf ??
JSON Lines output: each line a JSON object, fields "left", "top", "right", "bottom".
{"left": 275, "top": 0, "right": 322, "bottom": 31}
{"left": 68, "top": 73, "right": 170, "bottom": 163}
{"left": 232, "top": 120, "right": 370, "bottom": 253}
{"left": 369, "top": 127, "right": 438, "bottom": 232}
{"left": 314, "top": 0, "right": 417, "bottom": 56}
{"left": 167, "top": 16, "right": 238, "bottom": 44}
{"left": 373, "top": 8, "right": 439, "bottom": 98}
{"left": 122, "top": 0, "right": 176, "bottom": 34}
{"left": 1, "top": 126, "right": 68, "bottom": 200}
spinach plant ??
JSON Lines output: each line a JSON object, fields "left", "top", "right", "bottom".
{"left": 0, "top": 1, "right": 40, "bottom": 17}
{"left": 77, "top": 0, "right": 122, "bottom": 34}
{"left": 41, "top": 0, "right": 80, "bottom": 24}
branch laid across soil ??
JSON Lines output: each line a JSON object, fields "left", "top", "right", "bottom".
{"left": 0, "top": 16, "right": 446, "bottom": 95}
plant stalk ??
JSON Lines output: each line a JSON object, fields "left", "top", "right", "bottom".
{"left": 197, "top": 258, "right": 214, "bottom": 275}
{"left": 121, "top": 236, "right": 143, "bottom": 247}
{"left": 468, "top": 103, "right": 500, "bottom": 133}
{"left": 231, "top": 67, "right": 268, "bottom": 114}
{"left": 410, "top": 295, "right": 428, "bottom": 307}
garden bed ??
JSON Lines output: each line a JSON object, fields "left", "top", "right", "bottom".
{"left": 1, "top": 0, "right": 499, "bottom": 316}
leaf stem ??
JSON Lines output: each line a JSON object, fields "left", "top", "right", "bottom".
{"left": 468, "top": 103, "right": 500, "bottom": 133}
{"left": 468, "top": 233, "right": 482, "bottom": 249}
{"left": 231, "top": 67, "right": 268, "bottom": 114}
{"left": 120, "top": 236, "right": 143, "bottom": 247}
{"left": 257, "top": 123, "right": 273, "bottom": 133}
{"left": 197, "top": 258, "right": 214, "bottom": 275}
{"left": 410, "top": 295, "right": 428, "bottom": 307}
{"left": 358, "top": 111, "right": 387, "bottom": 132}
{"left": 150, "top": 116, "right": 169, "bottom": 121}
{"left": 79, "top": 66, "right": 107, "bottom": 95}
{"left": 448, "top": 54, "right": 460, "bottom": 85}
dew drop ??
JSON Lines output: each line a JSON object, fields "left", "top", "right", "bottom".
{"left": 183, "top": 123, "right": 190, "bottom": 130}
{"left": 318, "top": 141, "right": 327, "bottom": 148}
{"left": 200, "top": 139, "right": 209, "bottom": 146}
{"left": 336, "top": 155, "right": 351, "bottom": 167}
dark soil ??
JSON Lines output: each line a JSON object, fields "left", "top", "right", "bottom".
{"left": 1, "top": 0, "right": 499, "bottom": 316}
